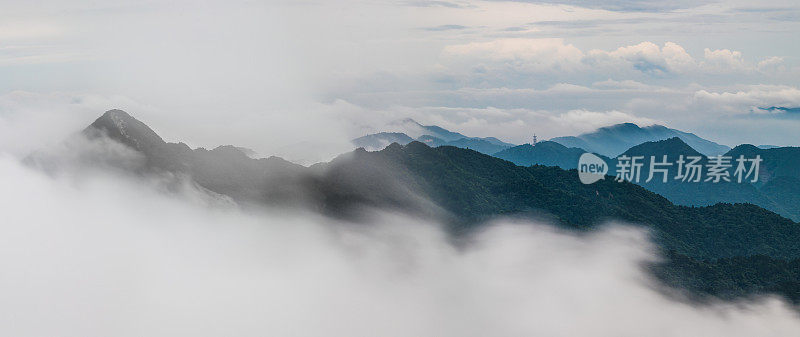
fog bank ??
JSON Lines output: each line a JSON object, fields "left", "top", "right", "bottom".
{"left": 1, "top": 155, "right": 799, "bottom": 337}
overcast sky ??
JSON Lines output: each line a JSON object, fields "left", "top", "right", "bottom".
{"left": 1, "top": 0, "right": 799, "bottom": 161}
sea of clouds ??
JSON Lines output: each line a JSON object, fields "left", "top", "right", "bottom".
{"left": 1, "top": 134, "right": 800, "bottom": 336}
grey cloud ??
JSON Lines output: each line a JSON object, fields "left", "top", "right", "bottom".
{"left": 731, "top": 7, "right": 796, "bottom": 13}
{"left": 422, "top": 24, "right": 469, "bottom": 31}
{"left": 765, "top": 106, "right": 800, "bottom": 113}
{"left": 486, "top": 0, "right": 716, "bottom": 12}
{"left": 402, "top": 0, "right": 470, "bottom": 8}
{"left": 632, "top": 60, "right": 668, "bottom": 75}
{"left": 756, "top": 106, "right": 800, "bottom": 118}
{"left": 530, "top": 14, "right": 730, "bottom": 30}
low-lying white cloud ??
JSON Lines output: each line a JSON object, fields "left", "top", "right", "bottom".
{"left": 0, "top": 91, "right": 147, "bottom": 156}
{"left": 1, "top": 146, "right": 800, "bottom": 336}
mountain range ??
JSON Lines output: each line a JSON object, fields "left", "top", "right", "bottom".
{"left": 492, "top": 134, "right": 800, "bottom": 222}
{"left": 356, "top": 120, "right": 733, "bottom": 163}
{"left": 550, "top": 123, "right": 731, "bottom": 157}
{"left": 68, "top": 109, "right": 800, "bottom": 303}
{"left": 353, "top": 118, "right": 515, "bottom": 155}
{"left": 598, "top": 138, "right": 800, "bottom": 222}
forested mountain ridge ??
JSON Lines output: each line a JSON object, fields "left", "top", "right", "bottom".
{"left": 83, "top": 111, "right": 799, "bottom": 260}
{"left": 493, "top": 140, "right": 611, "bottom": 169}
{"left": 80, "top": 110, "right": 800, "bottom": 303}
{"left": 606, "top": 138, "right": 799, "bottom": 222}
{"left": 497, "top": 136, "right": 800, "bottom": 222}
{"left": 352, "top": 118, "right": 514, "bottom": 154}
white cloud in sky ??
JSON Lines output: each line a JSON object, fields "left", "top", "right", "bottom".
{"left": 443, "top": 38, "right": 586, "bottom": 72}
{"left": 757, "top": 56, "right": 787, "bottom": 73}
{"left": 443, "top": 38, "right": 779, "bottom": 76}
{"left": 693, "top": 85, "right": 800, "bottom": 112}
{"left": 591, "top": 41, "right": 695, "bottom": 74}
{"left": 701, "top": 48, "right": 748, "bottom": 73}
{"left": 591, "top": 79, "right": 657, "bottom": 90}
{"left": 0, "top": 0, "right": 799, "bottom": 151}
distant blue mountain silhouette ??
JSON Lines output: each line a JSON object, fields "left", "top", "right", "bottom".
{"left": 352, "top": 119, "right": 515, "bottom": 155}
{"left": 550, "top": 123, "right": 730, "bottom": 157}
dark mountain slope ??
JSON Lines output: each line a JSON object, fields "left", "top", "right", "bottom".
{"left": 495, "top": 137, "right": 799, "bottom": 221}
{"left": 603, "top": 138, "right": 798, "bottom": 221}
{"left": 444, "top": 137, "right": 513, "bottom": 155}
{"left": 613, "top": 138, "right": 780, "bottom": 208}
{"left": 725, "top": 144, "right": 800, "bottom": 221}
{"left": 328, "top": 142, "right": 800, "bottom": 260}
{"left": 725, "top": 144, "right": 800, "bottom": 184}
{"left": 493, "top": 141, "right": 611, "bottom": 168}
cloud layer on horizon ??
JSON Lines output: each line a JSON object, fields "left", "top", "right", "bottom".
{"left": 0, "top": 0, "right": 799, "bottom": 157}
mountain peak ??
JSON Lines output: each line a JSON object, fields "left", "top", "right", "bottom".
{"left": 622, "top": 137, "right": 702, "bottom": 157}
{"left": 404, "top": 140, "right": 433, "bottom": 152}
{"left": 614, "top": 122, "right": 640, "bottom": 128}
{"left": 725, "top": 144, "right": 764, "bottom": 159}
{"left": 84, "top": 109, "right": 165, "bottom": 153}
{"left": 647, "top": 124, "right": 669, "bottom": 130}
{"left": 383, "top": 118, "right": 467, "bottom": 142}
{"left": 598, "top": 123, "right": 641, "bottom": 133}
{"left": 101, "top": 109, "right": 133, "bottom": 119}
{"left": 493, "top": 140, "right": 592, "bottom": 169}
{"left": 730, "top": 144, "right": 761, "bottom": 152}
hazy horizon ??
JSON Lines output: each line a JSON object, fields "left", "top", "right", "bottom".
{"left": 1, "top": 0, "right": 799, "bottom": 164}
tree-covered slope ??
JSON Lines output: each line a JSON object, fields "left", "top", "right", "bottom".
{"left": 601, "top": 138, "right": 799, "bottom": 221}
{"left": 323, "top": 141, "right": 800, "bottom": 260}
{"left": 82, "top": 110, "right": 800, "bottom": 303}
{"left": 493, "top": 141, "right": 609, "bottom": 168}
